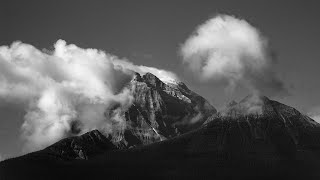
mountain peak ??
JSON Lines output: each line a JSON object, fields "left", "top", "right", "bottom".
{"left": 143, "top": 72, "right": 158, "bottom": 79}
{"left": 226, "top": 100, "right": 238, "bottom": 108}
{"left": 142, "top": 72, "right": 164, "bottom": 88}
{"left": 239, "top": 94, "right": 269, "bottom": 104}
{"left": 125, "top": 71, "right": 216, "bottom": 142}
{"left": 219, "top": 94, "right": 270, "bottom": 117}
{"left": 132, "top": 72, "right": 143, "bottom": 82}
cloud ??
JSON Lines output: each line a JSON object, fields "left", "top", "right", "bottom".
{"left": 180, "top": 14, "right": 287, "bottom": 96}
{"left": 308, "top": 106, "right": 320, "bottom": 123}
{"left": 311, "top": 115, "right": 320, "bottom": 123}
{"left": 0, "top": 40, "right": 178, "bottom": 153}
{"left": 0, "top": 153, "right": 6, "bottom": 162}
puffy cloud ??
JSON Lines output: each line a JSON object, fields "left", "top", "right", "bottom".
{"left": 0, "top": 40, "right": 178, "bottom": 153}
{"left": 180, "top": 14, "right": 287, "bottom": 96}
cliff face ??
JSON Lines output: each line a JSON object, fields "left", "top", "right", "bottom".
{"left": 109, "top": 72, "right": 216, "bottom": 148}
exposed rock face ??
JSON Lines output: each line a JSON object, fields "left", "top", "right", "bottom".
{"left": 109, "top": 72, "right": 216, "bottom": 148}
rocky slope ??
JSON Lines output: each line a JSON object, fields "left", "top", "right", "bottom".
{"left": 107, "top": 72, "right": 216, "bottom": 148}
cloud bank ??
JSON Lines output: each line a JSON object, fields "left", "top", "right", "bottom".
{"left": 180, "top": 14, "right": 287, "bottom": 96}
{"left": 0, "top": 40, "right": 177, "bottom": 152}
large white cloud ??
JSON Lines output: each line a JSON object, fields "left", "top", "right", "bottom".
{"left": 0, "top": 40, "right": 178, "bottom": 153}
{"left": 180, "top": 14, "right": 287, "bottom": 96}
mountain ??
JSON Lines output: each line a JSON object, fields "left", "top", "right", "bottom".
{"left": 2, "top": 95, "right": 320, "bottom": 179}
{"left": 25, "top": 72, "right": 216, "bottom": 160}
{"left": 106, "top": 72, "right": 216, "bottom": 148}
{"left": 1, "top": 77, "right": 320, "bottom": 179}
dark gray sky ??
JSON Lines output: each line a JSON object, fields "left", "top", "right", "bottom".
{"left": 1, "top": 0, "right": 320, "bottom": 158}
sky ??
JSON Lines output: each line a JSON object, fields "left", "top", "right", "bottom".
{"left": 1, "top": 0, "right": 320, "bottom": 159}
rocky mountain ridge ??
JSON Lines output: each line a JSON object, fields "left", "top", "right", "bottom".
{"left": 108, "top": 72, "right": 216, "bottom": 146}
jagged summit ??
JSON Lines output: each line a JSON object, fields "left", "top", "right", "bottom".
{"left": 137, "top": 72, "right": 181, "bottom": 85}
{"left": 101, "top": 72, "right": 216, "bottom": 150}
{"left": 226, "top": 100, "right": 238, "bottom": 108}
{"left": 142, "top": 72, "right": 166, "bottom": 88}
{"left": 132, "top": 72, "right": 143, "bottom": 82}
{"left": 133, "top": 72, "right": 188, "bottom": 90}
